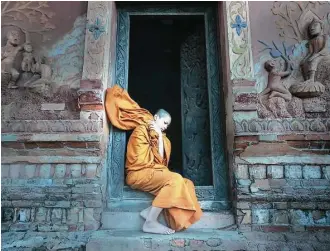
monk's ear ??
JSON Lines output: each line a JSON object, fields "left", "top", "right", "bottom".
{"left": 154, "top": 114, "right": 159, "bottom": 120}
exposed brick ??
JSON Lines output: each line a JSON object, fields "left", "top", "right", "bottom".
{"left": 305, "top": 134, "right": 330, "bottom": 140}
{"left": 37, "top": 142, "right": 63, "bottom": 148}
{"left": 287, "top": 141, "right": 310, "bottom": 148}
{"left": 234, "top": 142, "right": 249, "bottom": 149}
{"left": 324, "top": 142, "right": 330, "bottom": 149}
{"left": 306, "top": 226, "right": 330, "bottom": 231}
{"left": 289, "top": 202, "right": 316, "bottom": 210}
{"left": 285, "top": 165, "right": 302, "bottom": 179}
{"left": 24, "top": 164, "right": 37, "bottom": 178}
{"left": 86, "top": 142, "right": 101, "bottom": 149}
{"left": 271, "top": 210, "right": 289, "bottom": 225}
{"left": 38, "top": 224, "right": 69, "bottom": 232}
{"left": 39, "top": 164, "right": 52, "bottom": 178}
{"left": 236, "top": 201, "right": 251, "bottom": 209}
{"left": 85, "top": 164, "right": 98, "bottom": 178}
{"left": 2, "top": 142, "right": 25, "bottom": 149}
{"left": 54, "top": 164, "right": 66, "bottom": 178}
{"left": 235, "top": 136, "right": 259, "bottom": 143}
{"left": 241, "top": 209, "right": 252, "bottom": 224}
{"left": 273, "top": 202, "right": 288, "bottom": 209}
{"left": 80, "top": 79, "right": 102, "bottom": 89}
{"left": 252, "top": 209, "right": 270, "bottom": 224}
{"left": 84, "top": 208, "right": 100, "bottom": 230}
{"left": 235, "top": 165, "right": 249, "bottom": 179}
{"left": 10, "top": 164, "right": 23, "bottom": 178}
{"left": 81, "top": 104, "right": 103, "bottom": 111}
{"left": 252, "top": 203, "right": 273, "bottom": 209}
{"left": 70, "top": 164, "right": 82, "bottom": 178}
{"left": 323, "top": 166, "right": 330, "bottom": 179}
{"left": 317, "top": 202, "right": 330, "bottom": 210}
{"left": 1, "top": 164, "right": 10, "bottom": 178}
{"left": 267, "top": 165, "right": 284, "bottom": 179}
{"left": 84, "top": 200, "right": 102, "bottom": 208}
{"left": 249, "top": 165, "right": 266, "bottom": 179}
{"left": 65, "top": 142, "right": 87, "bottom": 148}
{"left": 250, "top": 179, "right": 270, "bottom": 192}
{"left": 24, "top": 142, "right": 39, "bottom": 149}
{"left": 45, "top": 201, "right": 70, "bottom": 208}
{"left": 170, "top": 239, "right": 186, "bottom": 247}
{"left": 302, "top": 165, "right": 321, "bottom": 179}
{"left": 278, "top": 134, "right": 305, "bottom": 141}
{"left": 309, "top": 141, "right": 325, "bottom": 149}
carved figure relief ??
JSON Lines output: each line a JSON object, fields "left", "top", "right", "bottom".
{"left": 257, "top": 59, "right": 305, "bottom": 119}
{"left": 257, "top": 2, "right": 330, "bottom": 119}
{"left": 1, "top": 30, "right": 23, "bottom": 88}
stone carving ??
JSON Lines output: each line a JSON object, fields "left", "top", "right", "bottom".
{"left": 226, "top": 1, "right": 254, "bottom": 80}
{"left": 235, "top": 118, "right": 330, "bottom": 135}
{"left": 257, "top": 59, "right": 305, "bottom": 119}
{"left": 271, "top": 1, "right": 330, "bottom": 43}
{"left": 21, "top": 43, "right": 34, "bottom": 72}
{"left": 1, "top": 1, "right": 56, "bottom": 42}
{"left": 1, "top": 30, "right": 23, "bottom": 88}
{"left": 290, "top": 19, "right": 329, "bottom": 98}
{"left": 82, "top": 2, "right": 110, "bottom": 82}
{"left": 1, "top": 120, "right": 103, "bottom": 133}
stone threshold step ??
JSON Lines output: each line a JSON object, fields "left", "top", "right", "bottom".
{"left": 87, "top": 229, "right": 330, "bottom": 251}
{"left": 101, "top": 211, "right": 235, "bottom": 230}
{"left": 87, "top": 229, "right": 245, "bottom": 251}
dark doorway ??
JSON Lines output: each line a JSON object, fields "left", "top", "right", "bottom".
{"left": 127, "top": 15, "right": 212, "bottom": 185}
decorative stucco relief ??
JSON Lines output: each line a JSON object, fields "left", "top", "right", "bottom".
{"left": 81, "top": 2, "right": 110, "bottom": 83}
{"left": 255, "top": 1, "right": 330, "bottom": 119}
{"left": 1, "top": 1, "right": 56, "bottom": 42}
{"left": 235, "top": 118, "right": 330, "bottom": 135}
{"left": 226, "top": 1, "right": 254, "bottom": 80}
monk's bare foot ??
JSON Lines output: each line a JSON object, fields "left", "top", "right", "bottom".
{"left": 142, "top": 220, "right": 175, "bottom": 235}
{"left": 140, "top": 206, "right": 151, "bottom": 220}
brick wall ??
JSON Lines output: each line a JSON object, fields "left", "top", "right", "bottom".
{"left": 233, "top": 133, "right": 330, "bottom": 232}
{"left": 1, "top": 121, "right": 106, "bottom": 232}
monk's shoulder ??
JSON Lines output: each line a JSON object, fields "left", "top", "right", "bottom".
{"left": 132, "top": 124, "right": 149, "bottom": 138}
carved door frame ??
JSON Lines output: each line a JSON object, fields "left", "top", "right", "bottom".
{"left": 107, "top": 3, "right": 230, "bottom": 211}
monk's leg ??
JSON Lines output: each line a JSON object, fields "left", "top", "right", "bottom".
{"left": 140, "top": 206, "right": 151, "bottom": 220}
{"left": 143, "top": 206, "right": 175, "bottom": 234}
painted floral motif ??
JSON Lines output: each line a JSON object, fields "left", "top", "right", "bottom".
{"left": 87, "top": 17, "right": 106, "bottom": 40}
{"left": 231, "top": 15, "right": 247, "bottom": 36}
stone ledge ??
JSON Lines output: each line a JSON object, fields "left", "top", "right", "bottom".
{"left": 1, "top": 156, "right": 102, "bottom": 164}
{"left": 235, "top": 118, "right": 330, "bottom": 135}
{"left": 1, "top": 133, "right": 103, "bottom": 142}
{"left": 1, "top": 120, "right": 103, "bottom": 133}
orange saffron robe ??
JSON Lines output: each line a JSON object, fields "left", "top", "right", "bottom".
{"left": 105, "top": 85, "right": 202, "bottom": 231}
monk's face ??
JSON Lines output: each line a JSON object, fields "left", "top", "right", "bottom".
{"left": 154, "top": 115, "right": 171, "bottom": 132}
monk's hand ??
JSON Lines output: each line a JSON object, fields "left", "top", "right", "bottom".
{"left": 149, "top": 121, "right": 162, "bottom": 135}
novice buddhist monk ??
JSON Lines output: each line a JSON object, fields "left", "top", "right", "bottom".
{"left": 105, "top": 85, "right": 202, "bottom": 234}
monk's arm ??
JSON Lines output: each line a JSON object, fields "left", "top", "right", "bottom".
{"left": 126, "top": 126, "right": 154, "bottom": 168}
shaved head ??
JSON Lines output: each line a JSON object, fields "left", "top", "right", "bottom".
{"left": 155, "top": 109, "right": 171, "bottom": 119}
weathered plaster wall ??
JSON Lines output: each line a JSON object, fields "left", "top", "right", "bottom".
{"left": 0, "top": 1, "right": 114, "bottom": 232}
{"left": 227, "top": 1, "right": 330, "bottom": 232}
{"left": 1, "top": 1, "right": 87, "bottom": 120}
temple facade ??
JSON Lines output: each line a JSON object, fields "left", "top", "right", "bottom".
{"left": 1, "top": 1, "right": 330, "bottom": 247}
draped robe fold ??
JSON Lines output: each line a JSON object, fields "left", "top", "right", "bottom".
{"left": 105, "top": 85, "right": 202, "bottom": 231}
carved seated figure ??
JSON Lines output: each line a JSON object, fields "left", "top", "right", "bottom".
{"left": 290, "top": 19, "right": 329, "bottom": 98}
{"left": 1, "top": 30, "right": 23, "bottom": 88}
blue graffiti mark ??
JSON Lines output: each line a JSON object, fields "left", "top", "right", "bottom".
{"left": 258, "top": 40, "right": 293, "bottom": 61}
{"left": 46, "top": 15, "right": 87, "bottom": 89}
{"left": 88, "top": 17, "right": 106, "bottom": 40}
{"left": 231, "top": 15, "right": 247, "bottom": 36}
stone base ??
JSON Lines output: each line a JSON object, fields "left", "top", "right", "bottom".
{"left": 290, "top": 80, "right": 325, "bottom": 98}
{"left": 101, "top": 211, "right": 235, "bottom": 230}
{"left": 86, "top": 229, "right": 330, "bottom": 251}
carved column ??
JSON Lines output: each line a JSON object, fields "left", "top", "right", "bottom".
{"left": 79, "top": 2, "right": 117, "bottom": 120}
{"left": 225, "top": 1, "right": 258, "bottom": 121}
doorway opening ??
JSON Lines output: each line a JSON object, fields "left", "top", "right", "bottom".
{"left": 126, "top": 15, "right": 213, "bottom": 185}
